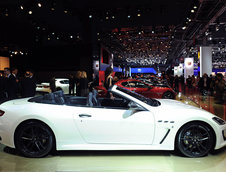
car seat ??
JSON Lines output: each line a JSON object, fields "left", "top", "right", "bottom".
{"left": 43, "top": 93, "right": 56, "bottom": 104}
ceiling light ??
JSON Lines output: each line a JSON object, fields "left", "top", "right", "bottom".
{"left": 215, "top": 25, "right": 219, "bottom": 31}
{"left": 182, "top": 26, "right": 186, "bottom": 30}
{"left": 38, "top": 3, "right": 42, "bottom": 7}
{"left": 70, "top": 35, "right": 73, "bottom": 39}
{"left": 89, "top": 15, "right": 92, "bottom": 19}
{"left": 194, "top": 6, "right": 197, "bottom": 9}
{"left": 191, "top": 9, "right": 195, "bottom": 13}
{"left": 127, "top": 15, "right": 131, "bottom": 18}
{"left": 20, "top": 6, "right": 24, "bottom": 10}
{"left": 28, "top": 11, "right": 32, "bottom": 15}
{"left": 137, "top": 13, "right": 141, "bottom": 17}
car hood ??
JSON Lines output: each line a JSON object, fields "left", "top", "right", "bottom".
{"left": 149, "top": 99, "right": 214, "bottom": 120}
{"left": 157, "top": 99, "right": 200, "bottom": 110}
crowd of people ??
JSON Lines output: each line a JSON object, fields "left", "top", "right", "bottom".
{"left": 162, "top": 73, "right": 225, "bottom": 104}
{"left": 67, "top": 70, "right": 99, "bottom": 97}
{"left": 0, "top": 65, "right": 225, "bottom": 105}
{"left": 0, "top": 67, "right": 36, "bottom": 102}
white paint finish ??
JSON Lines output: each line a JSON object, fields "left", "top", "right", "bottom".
{"left": 0, "top": 85, "right": 226, "bottom": 153}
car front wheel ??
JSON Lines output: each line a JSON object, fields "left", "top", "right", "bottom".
{"left": 176, "top": 122, "right": 214, "bottom": 158}
{"left": 15, "top": 121, "right": 54, "bottom": 158}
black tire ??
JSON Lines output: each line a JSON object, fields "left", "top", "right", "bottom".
{"left": 176, "top": 122, "right": 214, "bottom": 158}
{"left": 162, "top": 91, "right": 174, "bottom": 99}
{"left": 15, "top": 121, "right": 54, "bottom": 158}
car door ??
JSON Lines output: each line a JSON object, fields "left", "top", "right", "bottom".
{"left": 73, "top": 96, "right": 155, "bottom": 145}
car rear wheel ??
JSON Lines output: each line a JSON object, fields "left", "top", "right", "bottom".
{"left": 176, "top": 122, "right": 214, "bottom": 158}
{"left": 162, "top": 91, "right": 174, "bottom": 99}
{"left": 15, "top": 121, "right": 54, "bottom": 158}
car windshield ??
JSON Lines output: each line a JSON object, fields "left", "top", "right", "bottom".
{"left": 116, "top": 86, "right": 160, "bottom": 107}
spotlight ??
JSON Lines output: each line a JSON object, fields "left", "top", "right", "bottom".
{"left": 191, "top": 9, "right": 195, "bottom": 13}
{"left": 215, "top": 25, "right": 220, "bottom": 31}
{"left": 28, "top": 10, "right": 32, "bottom": 15}
{"left": 38, "top": 3, "right": 42, "bottom": 7}
{"left": 20, "top": 6, "right": 24, "bottom": 10}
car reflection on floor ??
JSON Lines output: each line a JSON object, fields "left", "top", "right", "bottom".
{"left": 176, "top": 90, "right": 225, "bottom": 121}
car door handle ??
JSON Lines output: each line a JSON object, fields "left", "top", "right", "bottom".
{"left": 79, "top": 114, "right": 92, "bottom": 118}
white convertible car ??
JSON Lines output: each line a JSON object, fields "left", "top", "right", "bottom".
{"left": 0, "top": 85, "right": 225, "bottom": 158}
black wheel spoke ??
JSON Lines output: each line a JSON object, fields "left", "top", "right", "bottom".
{"left": 177, "top": 123, "right": 213, "bottom": 157}
{"left": 35, "top": 142, "right": 41, "bottom": 151}
{"left": 15, "top": 122, "right": 54, "bottom": 158}
{"left": 199, "top": 142, "right": 207, "bottom": 151}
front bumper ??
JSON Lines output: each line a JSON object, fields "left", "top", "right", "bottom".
{"left": 215, "top": 124, "right": 226, "bottom": 150}
{"left": 223, "top": 129, "right": 226, "bottom": 141}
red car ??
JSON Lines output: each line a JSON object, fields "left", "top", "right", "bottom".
{"left": 95, "top": 79, "right": 176, "bottom": 99}
{"left": 115, "top": 79, "right": 176, "bottom": 99}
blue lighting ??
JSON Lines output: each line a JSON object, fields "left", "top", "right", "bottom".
{"left": 131, "top": 68, "right": 157, "bottom": 74}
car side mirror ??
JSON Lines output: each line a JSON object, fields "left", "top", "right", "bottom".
{"left": 128, "top": 101, "right": 139, "bottom": 109}
{"left": 123, "top": 102, "right": 144, "bottom": 118}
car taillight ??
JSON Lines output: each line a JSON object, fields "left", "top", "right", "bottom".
{"left": 0, "top": 110, "right": 5, "bottom": 116}
{"left": 43, "top": 86, "right": 50, "bottom": 88}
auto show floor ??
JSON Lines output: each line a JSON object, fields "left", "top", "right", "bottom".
{"left": 0, "top": 92, "right": 225, "bottom": 172}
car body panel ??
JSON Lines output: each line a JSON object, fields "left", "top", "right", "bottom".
{"left": 0, "top": 85, "right": 225, "bottom": 154}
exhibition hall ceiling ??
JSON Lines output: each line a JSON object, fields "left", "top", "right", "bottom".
{"left": 0, "top": 0, "right": 225, "bottom": 68}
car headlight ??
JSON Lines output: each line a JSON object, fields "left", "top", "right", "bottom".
{"left": 212, "top": 117, "right": 226, "bottom": 125}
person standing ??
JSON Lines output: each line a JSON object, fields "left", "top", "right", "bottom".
{"left": 199, "top": 73, "right": 210, "bottom": 96}
{"left": 7, "top": 68, "right": 19, "bottom": 99}
{"left": 214, "top": 73, "right": 225, "bottom": 104}
{"left": 50, "top": 76, "right": 56, "bottom": 93}
{"left": 21, "top": 71, "right": 36, "bottom": 98}
{"left": 29, "top": 70, "right": 37, "bottom": 96}
{"left": 174, "top": 75, "right": 179, "bottom": 92}
{"left": 80, "top": 71, "right": 89, "bottom": 97}
{"left": 75, "top": 71, "right": 82, "bottom": 96}
{"left": 0, "top": 72, "right": 7, "bottom": 101}
{"left": 69, "top": 74, "right": 75, "bottom": 96}
{"left": 104, "top": 66, "right": 114, "bottom": 90}
{"left": 104, "top": 66, "right": 114, "bottom": 99}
